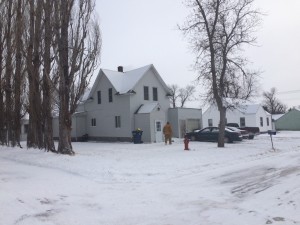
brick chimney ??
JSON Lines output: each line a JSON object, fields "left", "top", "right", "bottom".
{"left": 117, "top": 66, "right": 123, "bottom": 72}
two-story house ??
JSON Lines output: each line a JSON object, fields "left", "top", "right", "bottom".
{"left": 53, "top": 64, "right": 203, "bottom": 142}
{"left": 53, "top": 64, "right": 170, "bottom": 142}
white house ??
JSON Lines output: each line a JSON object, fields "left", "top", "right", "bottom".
{"left": 53, "top": 64, "right": 202, "bottom": 143}
{"left": 202, "top": 104, "right": 272, "bottom": 133}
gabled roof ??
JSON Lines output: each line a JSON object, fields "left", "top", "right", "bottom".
{"left": 207, "top": 103, "right": 263, "bottom": 115}
{"left": 87, "top": 64, "right": 170, "bottom": 99}
{"left": 237, "top": 104, "right": 260, "bottom": 114}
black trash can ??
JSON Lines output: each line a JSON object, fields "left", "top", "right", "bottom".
{"left": 132, "top": 130, "right": 143, "bottom": 144}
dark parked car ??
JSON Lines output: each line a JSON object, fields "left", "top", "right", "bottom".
{"left": 185, "top": 126, "right": 243, "bottom": 143}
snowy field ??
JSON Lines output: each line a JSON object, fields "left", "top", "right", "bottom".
{"left": 1, "top": 131, "right": 300, "bottom": 225}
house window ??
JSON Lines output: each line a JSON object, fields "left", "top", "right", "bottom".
{"left": 153, "top": 87, "right": 158, "bottom": 101}
{"left": 97, "top": 91, "right": 101, "bottom": 104}
{"left": 240, "top": 117, "right": 246, "bottom": 127}
{"left": 115, "top": 116, "right": 121, "bottom": 128}
{"left": 208, "top": 119, "right": 213, "bottom": 127}
{"left": 144, "top": 86, "right": 149, "bottom": 100}
{"left": 108, "top": 88, "right": 113, "bottom": 102}
{"left": 91, "top": 118, "right": 96, "bottom": 127}
{"left": 267, "top": 117, "right": 269, "bottom": 126}
{"left": 260, "top": 117, "right": 263, "bottom": 127}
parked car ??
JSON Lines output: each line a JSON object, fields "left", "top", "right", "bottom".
{"left": 226, "top": 126, "right": 254, "bottom": 139}
{"left": 185, "top": 127, "right": 243, "bottom": 143}
{"left": 226, "top": 123, "right": 260, "bottom": 135}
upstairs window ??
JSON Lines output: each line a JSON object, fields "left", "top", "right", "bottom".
{"left": 108, "top": 88, "right": 113, "bottom": 102}
{"left": 208, "top": 119, "right": 213, "bottom": 127}
{"left": 97, "top": 91, "right": 101, "bottom": 104}
{"left": 144, "top": 86, "right": 149, "bottom": 100}
{"left": 153, "top": 87, "right": 158, "bottom": 101}
{"left": 267, "top": 117, "right": 270, "bottom": 126}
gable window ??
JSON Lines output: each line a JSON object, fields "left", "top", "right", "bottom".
{"left": 108, "top": 88, "right": 113, "bottom": 102}
{"left": 153, "top": 87, "right": 158, "bottom": 101}
{"left": 115, "top": 116, "right": 121, "bottom": 128}
{"left": 240, "top": 117, "right": 246, "bottom": 127}
{"left": 267, "top": 117, "right": 270, "bottom": 126}
{"left": 97, "top": 91, "right": 101, "bottom": 104}
{"left": 208, "top": 119, "right": 213, "bottom": 127}
{"left": 91, "top": 118, "right": 96, "bottom": 127}
{"left": 260, "top": 117, "right": 263, "bottom": 127}
{"left": 144, "top": 86, "right": 149, "bottom": 100}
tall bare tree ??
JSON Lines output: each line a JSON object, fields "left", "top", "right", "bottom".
{"left": 54, "top": 0, "right": 101, "bottom": 155}
{"left": 14, "top": 0, "right": 25, "bottom": 147}
{"left": 0, "top": 2, "right": 5, "bottom": 145}
{"left": 4, "top": 0, "right": 14, "bottom": 146}
{"left": 42, "top": 0, "right": 56, "bottom": 152}
{"left": 178, "top": 85, "right": 196, "bottom": 108}
{"left": 181, "top": 0, "right": 261, "bottom": 147}
{"left": 262, "top": 87, "right": 287, "bottom": 114}
{"left": 26, "top": 0, "right": 44, "bottom": 149}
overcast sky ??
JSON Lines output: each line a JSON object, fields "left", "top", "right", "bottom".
{"left": 94, "top": 0, "right": 300, "bottom": 108}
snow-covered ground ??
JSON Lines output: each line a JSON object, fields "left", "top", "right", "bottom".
{"left": 1, "top": 131, "right": 300, "bottom": 225}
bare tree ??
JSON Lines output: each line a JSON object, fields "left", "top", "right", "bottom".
{"left": 26, "top": 0, "right": 44, "bottom": 149}
{"left": 14, "top": 0, "right": 25, "bottom": 148}
{"left": 262, "top": 87, "right": 287, "bottom": 114}
{"left": 42, "top": 0, "right": 56, "bottom": 152}
{"left": 181, "top": 0, "right": 261, "bottom": 147}
{"left": 178, "top": 85, "right": 196, "bottom": 107}
{"left": 4, "top": 0, "right": 14, "bottom": 146}
{"left": 168, "top": 84, "right": 180, "bottom": 108}
{"left": 54, "top": 0, "right": 101, "bottom": 155}
{"left": 168, "top": 84, "right": 196, "bottom": 108}
{"left": 0, "top": 2, "right": 5, "bottom": 145}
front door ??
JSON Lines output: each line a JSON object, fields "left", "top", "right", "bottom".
{"left": 155, "top": 120, "right": 163, "bottom": 142}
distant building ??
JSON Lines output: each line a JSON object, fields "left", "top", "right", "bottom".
{"left": 203, "top": 104, "right": 272, "bottom": 132}
{"left": 274, "top": 109, "right": 300, "bottom": 131}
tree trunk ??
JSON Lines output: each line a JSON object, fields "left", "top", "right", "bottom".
{"left": 42, "top": 0, "right": 56, "bottom": 152}
{"left": 218, "top": 106, "right": 226, "bottom": 147}
{"left": 57, "top": 0, "right": 74, "bottom": 155}
{"left": 5, "top": 0, "right": 14, "bottom": 146}
{"left": 14, "top": 0, "right": 24, "bottom": 148}
{"left": 0, "top": 21, "right": 5, "bottom": 145}
{"left": 27, "top": 0, "right": 44, "bottom": 149}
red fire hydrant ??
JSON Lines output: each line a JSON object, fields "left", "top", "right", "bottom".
{"left": 184, "top": 135, "right": 189, "bottom": 150}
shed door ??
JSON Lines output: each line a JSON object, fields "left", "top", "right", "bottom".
{"left": 155, "top": 120, "right": 163, "bottom": 143}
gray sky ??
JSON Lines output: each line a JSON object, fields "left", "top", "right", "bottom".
{"left": 95, "top": 0, "right": 300, "bottom": 108}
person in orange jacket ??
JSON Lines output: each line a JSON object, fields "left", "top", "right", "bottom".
{"left": 163, "top": 121, "right": 173, "bottom": 145}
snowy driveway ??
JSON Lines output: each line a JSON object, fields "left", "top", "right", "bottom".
{"left": 1, "top": 131, "right": 300, "bottom": 225}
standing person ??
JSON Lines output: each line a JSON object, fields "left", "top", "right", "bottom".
{"left": 163, "top": 121, "right": 173, "bottom": 145}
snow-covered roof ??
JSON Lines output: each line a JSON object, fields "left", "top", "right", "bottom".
{"left": 102, "top": 65, "right": 152, "bottom": 94}
{"left": 136, "top": 103, "right": 160, "bottom": 114}
{"left": 237, "top": 104, "right": 260, "bottom": 114}
{"left": 80, "top": 89, "right": 91, "bottom": 102}
{"left": 86, "top": 64, "right": 170, "bottom": 101}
